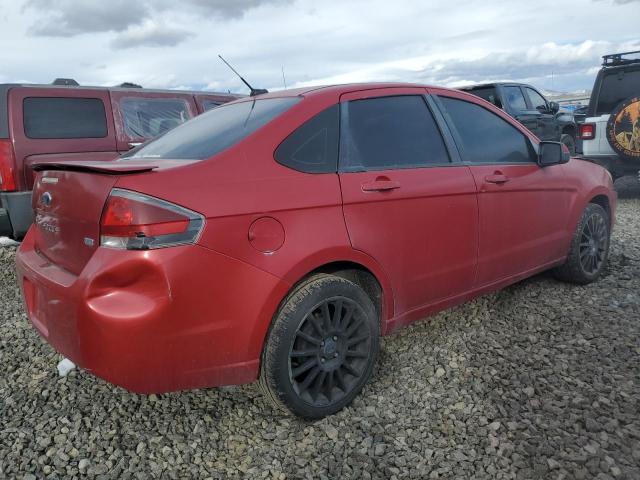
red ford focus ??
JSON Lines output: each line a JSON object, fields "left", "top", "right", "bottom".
{"left": 16, "top": 83, "right": 616, "bottom": 418}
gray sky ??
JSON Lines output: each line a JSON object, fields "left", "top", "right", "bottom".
{"left": 1, "top": 0, "right": 638, "bottom": 94}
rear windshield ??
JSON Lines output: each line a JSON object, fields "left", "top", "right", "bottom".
{"left": 125, "top": 97, "right": 299, "bottom": 160}
{"left": 23, "top": 97, "right": 107, "bottom": 139}
{"left": 120, "top": 97, "right": 191, "bottom": 139}
{"left": 595, "top": 68, "right": 640, "bottom": 115}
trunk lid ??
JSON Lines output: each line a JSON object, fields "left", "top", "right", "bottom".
{"left": 32, "top": 169, "right": 118, "bottom": 275}
{"left": 31, "top": 159, "right": 196, "bottom": 275}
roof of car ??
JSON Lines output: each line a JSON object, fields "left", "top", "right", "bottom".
{"left": 233, "top": 83, "right": 443, "bottom": 102}
{"left": 459, "top": 82, "right": 531, "bottom": 89}
{"left": 0, "top": 82, "right": 242, "bottom": 97}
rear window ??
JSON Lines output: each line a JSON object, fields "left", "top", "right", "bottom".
{"left": 23, "top": 97, "right": 107, "bottom": 139}
{"left": 120, "top": 97, "right": 191, "bottom": 139}
{"left": 595, "top": 68, "right": 640, "bottom": 115}
{"left": 126, "top": 97, "right": 299, "bottom": 160}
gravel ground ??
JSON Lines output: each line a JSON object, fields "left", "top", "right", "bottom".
{"left": 1, "top": 181, "right": 639, "bottom": 480}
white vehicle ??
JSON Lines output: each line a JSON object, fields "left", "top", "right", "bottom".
{"left": 579, "top": 51, "right": 640, "bottom": 180}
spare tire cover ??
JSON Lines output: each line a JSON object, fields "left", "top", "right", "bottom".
{"left": 606, "top": 95, "right": 640, "bottom": 161}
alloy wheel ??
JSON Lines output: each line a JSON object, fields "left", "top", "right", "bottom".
{"left": 288, "top": 297, "right": 372, "bottom": 407}
{"left": 579, "top": 213, "right": 607, "bottom": 275}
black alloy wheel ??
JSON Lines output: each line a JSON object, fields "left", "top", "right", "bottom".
{"left": 259, "top": 274, "right": 379, "bottom": 418}
{"left": 288, "top": 297, "right": 372, "bottom": 407}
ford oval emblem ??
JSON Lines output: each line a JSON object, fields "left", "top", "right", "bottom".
{"left": 41, "top": 192, "right": 53, "bottom": 206}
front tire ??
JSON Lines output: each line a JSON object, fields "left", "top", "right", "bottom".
{"left": 554, "top": 203, "right": 610, "bottom": 284}
{"left": 259, "top": 274, "right": 379, "bottom": 419}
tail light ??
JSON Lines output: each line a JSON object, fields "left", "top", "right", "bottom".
{"left": 0, "top": 139, "right": 17, "bottom": 192}
{"left": 579, "top": 123, "right": 596, "bottom": 140}
{"left": 100, "top": 189, "right": 204, "bottom": 250}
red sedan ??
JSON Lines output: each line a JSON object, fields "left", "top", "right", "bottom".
{"left": 16, "top": 83, "right": 616, "bottom": 418}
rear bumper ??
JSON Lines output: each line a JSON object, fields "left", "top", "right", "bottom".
{"left": 0, "top": 190, "right": 32, "bottom": 239}
{"left": 16, "top": 229, "right": 291, "bottom": 393}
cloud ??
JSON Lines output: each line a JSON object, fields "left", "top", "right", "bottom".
{"left": 24, "top": 0, "right": 292, "bottom": 38}
{"left": 171, "top": 0, "right": 293, "bottom": 19}
{"left": 25, "top": 0, "right": 149, "bottom": 36}
{"left": 111, "top": 21, "right": 193, "bottom": 49}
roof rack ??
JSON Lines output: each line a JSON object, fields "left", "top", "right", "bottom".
{"left": 52, "top": 78, "right": 79, "bottom": 86}
{"left": 602, "top": 50, "right": 640, "bottom": 67}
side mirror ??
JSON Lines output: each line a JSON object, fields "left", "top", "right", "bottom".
{"left": 549, "top": 101, "right": 560, "bottom": 114}
{"left": 538, "top": 141, "right": 570, "bottom": 167}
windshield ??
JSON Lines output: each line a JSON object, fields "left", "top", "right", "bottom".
{"left": 123, "top": 97, "right": 300, "bottom": 160}
{"left": 595, "top": 68, "right": 640, "bottom": 115}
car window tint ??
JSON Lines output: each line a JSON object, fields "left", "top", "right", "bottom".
{"left": 596, "top": 69, "right": 640, "bottom": 115}
{"left": 275, "top": 104, "right": 339, "bottom": 173}
{"left": 439, "top": 96, "right": 536, "bottom": 164}
{"left": 125, "top": 97, "right": 300, "bottom": 161}
{"left": 467, "top": 87, "right": 502, "bottom": 108}
{"left": 202, "top": 100, "right": 221, "bottom": 111}
{"left": 525, "top": 88, "right": 547, "bottom": 111}
{"left": 503, "top": 86, "right": 527, "bottom": 111}
{"left": 23, "top": 97, "right": 107, "bottom": 139}
{"left": 120, "top": 98, "right": 192, "bottom": 139}
{"left": 340, "top": 95, "right": 449, "bottom": 172}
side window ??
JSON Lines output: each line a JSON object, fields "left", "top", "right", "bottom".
{"left": 275, "top": 104, "right": 339, "bottom": 173}
{"left": 202, "top": 100, "right": 221, "bottom": 111}
{"left": 120, "top": 97, "right": 192, "bottom": 139}
{"left": 503, "top": 86, "right": 527, "bottom": 111}
{"left": 438, "top": 96, "right": 536, "bottom": 164}
{"left": 23, "top": 97, "right": 107, "bottom": 139}
{"left": 340, "top": 95, "right": 449, "bottom": 172}
{"left": 525, "top": 88, "right": 548, "bottom": 112}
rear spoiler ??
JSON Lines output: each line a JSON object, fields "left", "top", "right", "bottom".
{"left": 32, "top": 159, "right": 194, "bottom": 174}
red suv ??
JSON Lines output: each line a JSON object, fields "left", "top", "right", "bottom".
{"left": 16, "top": 83, "right": 616, "bottom": 418}
{"left": 0, "top": 80, "right": 240, "bottom": 239}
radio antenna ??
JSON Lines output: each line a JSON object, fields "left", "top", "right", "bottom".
{"left": 218, "top": 54, "right": 268, "bottom": 97}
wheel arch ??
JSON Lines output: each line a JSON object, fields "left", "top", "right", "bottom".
{"left": 278, "top": 249, "right": 395, "bottom": 330}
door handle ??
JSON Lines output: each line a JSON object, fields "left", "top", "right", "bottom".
{"left": 485, "top": 172, "right": 509, "bottom": 184}
{"left": 128, "top": 142, "right": 143, "bottom": 149}
{"left": 361, "top": 177, "right": 401, "bottom": 192}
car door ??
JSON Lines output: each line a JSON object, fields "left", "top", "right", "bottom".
{"left": 501, "top": 85, "right": 544, "bottom": 138}
{"left": 524, "top": 87, "right": 556, "bottom": 141}
{"left": 338, "top": 88, "right": 478, "bottom": 317}
{"left": 433, "top": 90, "right": 571, "bottom": 286}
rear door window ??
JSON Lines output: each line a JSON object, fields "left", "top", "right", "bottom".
{"left": 339, "top": 95, "right": 450, "bottom": 172}
{"left": 438, "top": 96, "right": 536, "bottom": 164}
{"left": 126, "top": 97, "right": 299, "bottom": 160}
{"left": 23, "top": 97, "right": 107, "bottom": 139}
{"left": 467, "top": 87, "right": 502, "bottom": 108}
{"left": 120, "top": 97, "right": 192, "bottom": 139}
{"left": 503, "top": 86, "right": 528, "bottom": 111}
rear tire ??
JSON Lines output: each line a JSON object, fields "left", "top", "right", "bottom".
{"left": 553, "top": 203, "right": 610, "bottom": 284}
{"left": 259, "top": 274, "right": 379, "bottom": 419}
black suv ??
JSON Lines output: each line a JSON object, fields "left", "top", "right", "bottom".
{"left": 460, "top": 82, "right": 577, "bottom": 154}
{"left": 578, "top": 51, "right": 640, "bottom": 179}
